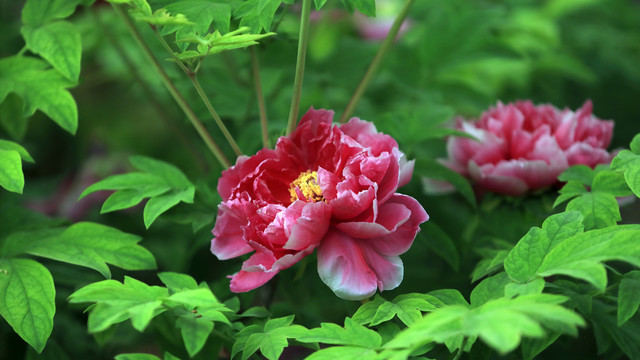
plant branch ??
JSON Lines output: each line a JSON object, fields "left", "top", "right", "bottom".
{"left": 285, "top": 0, "right": 312, "bottom": 135}
{"left": 251, "top": 47, "right": 270, "bottom": 148}
{"left": 339, "top": 0, "right": 415, "bottom": 123}
{"left": 151, "top": 29, "right": 243, "bottom": 156}
{"left": 112, "top": 3, "right": 230, "bottom": 169}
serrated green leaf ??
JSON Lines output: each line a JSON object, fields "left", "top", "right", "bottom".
{"left": 0, "top": 140, "right": 34, "bottom": 162}
{"left": 158, "top": 272, "right": 199, "bottom": 292}
{"left": 239, "top": 316, "right": 307, "bottom": 360}
{"left": 177, "top": 314, "right": 214, "bottom": 357}
{"left": 163, "top": 1, "right": 231, "bottom": 51}
{"left": 537, "top": 225, "right": 640, "bottom": 289}
{"left": 369, "top": 294, "right": 442, "bottom": 327}
{"left": 22, "top": 0, "right": 82, "bottom": 27}
{"left": 618, "top": 271, "right": 640, "bottom": 326}
{"left": 133, "top": 9, "right": 193, "bottom": 26}
{"left": 22, "top": 21, "right": 81, "bottom": 81}
{"left": 1, "top": 222, "right": 156, "bottom": 278}
{"left": 505, "top": 278, "right": 545, "bottom": 298}
{"left": 504, "top": 212, "right": 584, "bottom": 283}
{"left": 306, "top": 346, "right": 378, "bottom": 360}
{"left": 296, "top": 318, "right": 381, "bottom": 348}
{"left": 553, "top": 180, "right": 588, "bottom": 207}
{"left": 0, "top": 258, "right": 55, "bottom": 353}
{"left": 0, "top": 56, "right": 77, "bottom": 134}
{"left": 592, "top": 170, "right": 632, "bottom": 197}
{"left": 566, "top": 192, "right": 620, "bottom": 230}
{"left": 0, "top": 149, "right": 24, "bottom": 193}
{"left": 352, "top": 295, "right": 386, "bottom": 325}
{"left": 69, "top": 277, "right": 168, "bottom": 333}
{"left": 558, "top": 165, "right": 594, "bottom": 186}
{"left": 385, "top": 294, "right": 583, "bottom": 355}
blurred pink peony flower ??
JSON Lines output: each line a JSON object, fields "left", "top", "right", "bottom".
{"left": 211, "top": 108, "right": 428, "bottom": 300}
{"left": 443, "top": 100, "right": 614, "bottom": 196}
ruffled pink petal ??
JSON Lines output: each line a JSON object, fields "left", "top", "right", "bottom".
{"left": 283, "top": 201, "right": 332, "bottom": 251}
{"left": 336, "top": 201, "right": 412, "bottom": 239}
{"left": 317, "top": 230, "right": 378, "bottom": 300}
{"left": 359, "top": 245, "right": 404, "bottom": 292}
{"left": 229, "top": 251, "right": 277, "bottom": 292}
{"left": 330, "top": 175, "right": 377, "bottom": 220}
{"left": 210, "top": 200, "right": 255, "bottom": 260}
{"left": 469, "top": 160, "right": 529, "bottom": 196}
{"left": 565, "top": 143, "right": 612, "bottom": 167}
{"left": 397, "top": 151, "right": 414, "bottom": 188}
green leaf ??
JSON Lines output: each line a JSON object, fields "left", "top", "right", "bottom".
{"left": 505, "top": 278, "right": 545, "bottom": 298}
{"left": 0, "top": 149, "right": 24, "bottom": 193}
{"left": 537, "top": 225, "right": 640, "bottom": 290}
{"left": 306, "top": 346, "right": 378, "bottom": 360}
{"left": 566, "top": 192, "right": 620, "bottom": 230}
{"left": 611, "top": 149, "right": 640, "bottom": 198}
{"left": 177, "top": 314, "right": 214, "bottom": 357}
{"left": 558, "top": 165, "right": 595, "bottom": 186}
{"left": 591, "top": 170, "right": 632, "bottom": 197}
{"left": 314, "top": 0, "right": 329, "bottom": 10}
{"left": 0, "top": 140, "right": 34, "bottom": 162}
{"left": 471, "top": 249, "right": 508, "bottom": 282}
{"left": 130, "top": 156, "right": 193, "bottom": 189}
{"left": 630, "top": 134, "right": 640, "bottom": 154}
{"left": 370, "top": 294, "right": 442, "bottom": 327}
{"left": 114, "top": 354, "right": 161, "bottom": 360}
{"left": 352, "top": 295, "right": 386, "bottom": 325}
{"left": 296, "top": 318, "right": 381, "bottom": 348}
{"left": 163, "top": 1, "right": 231, "bottom": 51}
{"left": 618, "top": 271, "right": 640, "bottom": 326}
{"left": 68, "top": 276, "right": 168, "bottom": 332}
{"left": 470, "top": 273, "right": 510, "bottom": 307}
{"left": 0, "top": 258, "right": 55, "bottom": 353}
{"left": 21, "top": 0, "right": 82, "bottom": 27}
{"left": 1, "top": 222, "right": 156, "bottom": 278}
{"left": 0, "top": 94, "right": 28, "bottom": 140}
{"left": 238, "top": 315, "right": 308, "bottom": 360}
{"left": 427, "top": 289, "right": 469, "bottom": 307}
{"left": 385, "top": 294, "right": 583, "bottom": 355}
{"left": 419, "top": 160, "right": 476, "bottom": 208}
{"left": 553, "top": 180, "right": 588, "bottom": 208}
{"left": 158, "top": 272, "right": 199, "bottom": 292}
{"left": 21, "top": 21, "right": 81, "bottom": 81}
{"left": 143, "top": 189, "right": 194, "bottom": 228}
{"left": 504, "top": 212, "right": 584, "bottom": 283}
{"left": 0, "top": 56, "right": 77, "bottom": 134}
{"left": 341, "top": 0, "right": 376, "bottom": 16}
{"left": 421, "top": 222, "right": 459, "bottom": 271}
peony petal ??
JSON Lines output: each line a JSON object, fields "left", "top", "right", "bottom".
{"left": 229, "top": 269, "right": 277, "bottom": 293}
{"left": 336, "top": 201, "right": 412, "bottom": 239}
{"left": 397, "top": 152, "right": 415, "bottom": 188}
{"left": 360, "top": 246, "right": 404, "bottom": 292}
{"left": 469, "top": 160, "right": 529, "bottom": 196}
{"left": 366, "top": 194, "right": 429, "bottom": 256}
{"left": 283, "top": 201, "right": 332, "bottom": 251}
{"left": 317, "top": 230, "right": 378, "bottom": 300}
{"left": 211, "top": 200, "right": 255, "bottom": 260}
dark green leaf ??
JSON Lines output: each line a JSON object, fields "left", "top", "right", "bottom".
{"left": 419, "top": 159, "right": 476, "bottom": 208}
{"left": 114, "top": 354, "right": 161, "bottom": 360}
{"left": 0, "top": 258, "right": 55, "bottom": 353}
{"left": 421, "top": 222, "right": 459, "bottom": 271}
{"left": 470, "top": 272, "right": 510, "bottom": 307}
{"left": 177, "top": 314, "right": 214, "bottom": 357}
{"left": 0, "top": 94, "right": 28, "bottom": 140}
{"left": 618, "top": 271, "right": 640, "bottom": 326}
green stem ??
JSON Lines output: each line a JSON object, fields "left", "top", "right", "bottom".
{"left": 112, "top": 4, "right": 230, "bottom": 169}
{"left": 285, "top": 0, "right": 312, "bottom": 135}
{"left": 251, "top": 47, "right": 270, "bottom": 148}
{"left": 339, "top": 0, "right": 415, "bottom": 123}
{"left": 451, "top": 337, "right": 468, "bottom": 360}
{"left": 151, "top": 29, "right": 243, "bottom": 156}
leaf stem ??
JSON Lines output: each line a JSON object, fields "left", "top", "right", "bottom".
{"left": 250, "top": 47, "right": 270, "bottom": 148}
{"left": 339, "top": 0, "right": 415, "bottom": 123}
{"left": 111, "top": 4, "right": 230, "bottom": 169}
{"left": 151, "top": 29, "right": 243, "bottom": 156}
{"left": 285, "top": 0, "right": 312, "bottom": 135}
{"left": 451, "top": 337, "right": 468, "bottom": 360}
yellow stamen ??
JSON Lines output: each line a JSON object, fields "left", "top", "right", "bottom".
{"left": 289, "top": 170, "right": 324, "bottom": 202}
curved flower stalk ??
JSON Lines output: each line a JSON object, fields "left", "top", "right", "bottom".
{"left": 211, "top": 108, "right": 428, "bottom": 300}
{"left": 442, "top": 100, "right": 614, "bottom": 196}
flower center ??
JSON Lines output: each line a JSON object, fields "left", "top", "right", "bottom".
{"left": 289, "top": 170, "right": 324, "bottom": 202}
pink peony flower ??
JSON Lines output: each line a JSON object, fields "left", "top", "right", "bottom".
{"left": 211, "top": 108, "right": 428, "bottom": 300}
{"left": 443, "top": 100, "right": 614, "bottom": 196}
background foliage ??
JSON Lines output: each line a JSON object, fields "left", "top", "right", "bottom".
{"left": 1, "top": 0, "right": 640, "bottom": 359}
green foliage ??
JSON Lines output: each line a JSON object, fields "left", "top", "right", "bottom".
{"left": 21, "top": 0, "right": 83, "bottom": 27}
{"left": 21, "top": 21, "right": 82, "bottom": 81}
{"left": 176, "top": 27, "right": 275, "bottom": 60}
{"left": 384, "top": 294, "right": 584, "bottom": 355}
{"left": 0, "top": 150, "right": 25, "bottom": 194}
{"left": 80, "top": 155, "right": 195, "bottom": 228}
{"left": 0, "top": 222, "right": 156, "bottom": 278}
{"left": 618, "top": 271, "right": 640, "bottom": 326}
{"left": 341, "top": 0, "right": 376, "bottom": 17}
{"left": 0, "top": 56, "right": 77, "bottom": 134}
{"left": 232, "top": 315, "right": 307, "bottom": 360}
{"left": 353, "top": 294, "right": 443, "bottom": 327}
{"left": 611, "top": 134, "right": 640, "bottom": 198}
{"left": 0, "top": 258, "right": 55, "bottom": 353}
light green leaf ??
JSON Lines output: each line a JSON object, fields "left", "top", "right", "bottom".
{"left": 0, "top": 56, "right": 77, "bottom": 134}
{"left": 0, "top": 149, "right": 24, "bottom": 193}
{"left": 0, "top": 140, "right": 34, "bottom": 162}
{"left": 611, "top": 149, "right": 640, "bottom": 198}
{"left": 470, "top": 272, "right": 510, "bottom": 307}
{"left": 504, "top": 212, "right": 584, "bottom": 283}
{"left": 1, "top": 222, "right": 156, "bottom": 278}
{"left": 79, "top": 172, "right": 170, "bottom": 199}
{"left": 558, "top": 164, "right": 595, "bottom": 186}
{"left": 505, "top": 278, "right": 545, "bottom": 298}
{"left": 314, "top": 0, "right": 328, "bottom": 10}
{"left": 21, "top": 0, "right": 82, "bottom": 27}
{"left": 631, "top": 134, "right": 640, "bottom": 154}
{"left": 240, "top": 315, "right": 307, "bottom": 360}
{"left": 115, "top": 354, "right": 161, "bottom": 360}
{"left": 537, "top": 225, "right": 640, "bottom": 290}
{"left": 158, "top": 272, "right": 199, "bottom": 292}
{"left": 177, "top": 314, "right": 214, "bottom": 357}
{"left": 592, "top": 170, "right": 633, "bottom": 197}
{"left": 553, "top": 180, "right": 588, "bottom": 208}
{"left": 471, "top": 249, "right": 508, "bottom": 282}
{"left": 130, "top": 155, "right": 193, "bottom": 189}
{"left": 143, "top": 189, "right": 194, "bottom": 228}
{"left": 296, "top": 318, "right": 381, "bottom": 348}
{"left": 352, "top": 295, "right": 386, "bottom": 325}
{"left": 22, "top": 21, "right": 81, "bottom": 81}
{"left": 369, "top": 294, "right": 442, "bottom": 327}
{"left": 306, "top": 346, "right": 378, "bottom": 360}
{"left": 341, "top": 0, "right": 376, "bottom": 16}
{"left": 618, "top": 271, "right": 640, "bottom": 326}
{"left": 0, "top": 258, "right": 55, "bottom": 353}
{"left": 566, "top": 192, "right": 620, "bottom": 230}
